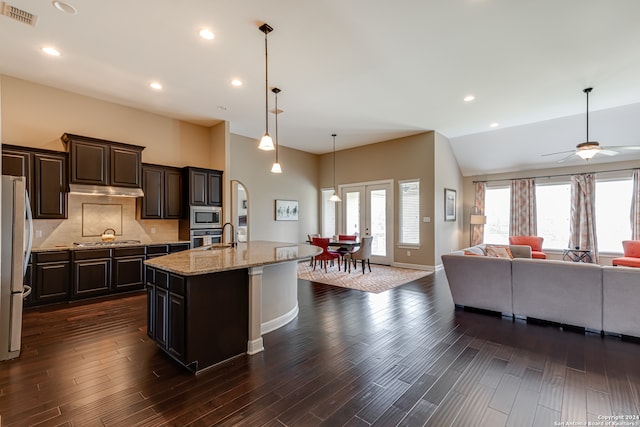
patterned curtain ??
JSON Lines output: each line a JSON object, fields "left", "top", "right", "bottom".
{"left": 570, "top": 173, "right": 598, "bottom": 262}
{"left": 509, "top": 178, "right": 537, "bottom": 236}
{"left": 632, "top": 169, "right": 640, "bottom": 240}
{"left": 472, "top": 182, "right": 486, "bottom": 246}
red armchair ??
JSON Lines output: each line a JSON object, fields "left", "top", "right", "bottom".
{"left": 612, "top": 240, "right": 640, "bottom": 268}
{"left": 509, "top": 236, "right": 547, "bottom": 259}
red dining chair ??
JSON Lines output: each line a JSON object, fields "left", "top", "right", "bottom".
{"left": 311, "top": 237, "right": 341, "bottom": 272}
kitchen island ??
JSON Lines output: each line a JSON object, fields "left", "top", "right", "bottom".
{"left": 143, "top": 240, "right": 320, "bottom": 374}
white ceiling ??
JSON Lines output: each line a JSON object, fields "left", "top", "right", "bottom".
{"left": 1, "top": 0, "right": 640, "bottom": 176}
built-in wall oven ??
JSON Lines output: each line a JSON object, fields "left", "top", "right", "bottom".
{"left": 179, "top": 206, "right": 223, "bottom": 248}
{"left": 190, "top": 206, "right": 222, "bottom": 229}
{"left": 190, "top": 228, "right": 223, "bottom": 249}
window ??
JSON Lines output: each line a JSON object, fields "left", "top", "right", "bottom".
{"left": 321, "top": 189, "right": 336, "bottom": 237}
{"left": 536, "top": 183, "right": 571, "bottom": 249}
{"left": 399, "top": 180, "right": 419, "bottom": 245}
{"left": 484, "top": 186, "right": 510, "bottom": 244}
{"left": 596, "top": 178, "right": 633, "bottom": 253}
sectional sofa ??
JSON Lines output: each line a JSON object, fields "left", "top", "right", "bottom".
{"left": 441, "top": 244, "right": 640, "bottom": 338}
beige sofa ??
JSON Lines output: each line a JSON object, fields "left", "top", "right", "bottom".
{"left": 441, "top": 245, "right": 640, "bottom": 337}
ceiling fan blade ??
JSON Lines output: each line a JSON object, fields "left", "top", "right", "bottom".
{"left": 599, "top": 149, "right": 618, "bottom": 156}
{"left": 557, "top": 153, "right": 577, "bottom": 163}
{"left": 541, "top": 150, "right": 575, "bottom": 157}
{"left": 602, "top": 145, "right": 640, "bottom": 151}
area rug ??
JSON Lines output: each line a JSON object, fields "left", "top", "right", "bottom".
{"left": 297, "top": 262, "right": 432, "bottom": 293}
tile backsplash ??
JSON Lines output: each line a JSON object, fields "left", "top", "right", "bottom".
{"left": 32, "top": 194, "right": 179, "bottom": 248}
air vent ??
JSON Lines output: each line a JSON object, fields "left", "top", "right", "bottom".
{"left": 1, "top": 2, "right": 38, "bottom": 26}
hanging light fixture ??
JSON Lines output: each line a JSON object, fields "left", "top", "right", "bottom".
{"left": 258, "top": 23, "right": 275, "bottom": 151}
{"left": 270, "top": 87, "right": 282, "bottom": 173}
{"left": 575, "top": 87, "right": 600, "bottom": 160}
{"left": 329, "top": 133, "right": 341, "bottom": 202}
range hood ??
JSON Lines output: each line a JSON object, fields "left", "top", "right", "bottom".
{"left": 68, "top": 184, "right": 144, "bottom": 198}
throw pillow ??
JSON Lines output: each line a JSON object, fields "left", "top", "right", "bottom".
{"left": 463, "top": 250, "right": 484, "bottom": 256}
{"left": 485, "top": 245, "right": 514, "bottom": 259}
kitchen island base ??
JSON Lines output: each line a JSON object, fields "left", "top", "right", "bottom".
{"left": 146, "top": 267, "right": 248, "bottom": 374}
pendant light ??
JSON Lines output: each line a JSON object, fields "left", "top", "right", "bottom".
{"left": 258, "top": 23, "right": 275, "bottom": 151}
{"left": 270, "top": 87, "right": 282, "bottom": 173}
{"left": 328, "top": 133, "right": 341, "bottom": 202}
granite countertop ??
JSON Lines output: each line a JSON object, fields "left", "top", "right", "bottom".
{"left": 31, "top": 240, "right": 191, "bottom": 253}
{"left": 144, "top": 240, "right": 321, "bottom": 276}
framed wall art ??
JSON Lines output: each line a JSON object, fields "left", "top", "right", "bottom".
{"left": 275, "top": 199, "right": 299, "bottom": 221}
{"left": 444, "top": 188, "right": 456, "bottom": 221}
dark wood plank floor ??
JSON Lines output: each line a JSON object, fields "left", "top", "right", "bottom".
{"left": 2, "top": 269, "right": 640, "bottom": 426}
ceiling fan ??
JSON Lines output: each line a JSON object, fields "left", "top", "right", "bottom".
{"left": 542, "top": 87, "right": 640, "bottom": 162}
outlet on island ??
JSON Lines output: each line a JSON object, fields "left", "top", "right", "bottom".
{"left": 151, "top": 227, "right": 156, "bottom": 234}
{"left": 407, "top": 250, "right": 411, "bottom": 257}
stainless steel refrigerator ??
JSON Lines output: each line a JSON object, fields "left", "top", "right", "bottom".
{"left": 1, "top": 175, "right": 33, "bottom": 361}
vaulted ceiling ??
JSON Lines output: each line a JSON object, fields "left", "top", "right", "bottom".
{"left": 1, "top": 0, "right": 639, "bottom": 176}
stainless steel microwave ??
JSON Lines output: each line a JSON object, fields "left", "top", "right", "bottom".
{"left": 190, "top": 206, "right": 222, "bottom": 229}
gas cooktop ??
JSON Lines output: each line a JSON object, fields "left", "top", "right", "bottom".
{"left": 73, "top": 240, "right": 142, "bottom": 247}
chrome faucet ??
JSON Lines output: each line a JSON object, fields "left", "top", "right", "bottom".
{"left": 222, "top": 222, "right": 236, "bottom": 247}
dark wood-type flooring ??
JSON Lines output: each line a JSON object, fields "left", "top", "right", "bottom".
{"left": 2, "top": 268, "right": 640, "bottom": 426}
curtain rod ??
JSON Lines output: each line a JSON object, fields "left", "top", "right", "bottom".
{"left": 472, "top": 166, "right": 639, "bottom": 184}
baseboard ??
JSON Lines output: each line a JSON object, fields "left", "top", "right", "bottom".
{"left": 392, "top": 262, "right": 435, "bottom": 272}
{"left": 261, "top": 303, "right": 299, "bottom": 335}
{"left": 247, "top": 338, "right": 264, "bottom": 355}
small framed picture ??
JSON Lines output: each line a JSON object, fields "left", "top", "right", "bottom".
{"left": 444, "top": 188, "right": 456, "bottom": 221}
{"left": 275, "top": 199, "right": 299, "bottom": 221}
{"left": 242, "top": 199, "right": 247, "bottom": 209}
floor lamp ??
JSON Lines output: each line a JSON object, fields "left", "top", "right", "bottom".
{"left": 470, "top": 206, "right": 487, "bottom": 246}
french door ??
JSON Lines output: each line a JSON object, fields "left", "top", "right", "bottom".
{"left": 340, "top": 181, "right": 393, "bottom": 265}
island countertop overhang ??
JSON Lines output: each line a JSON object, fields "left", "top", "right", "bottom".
{"left": 144, "top": 240, "right": 321, "bottom": 276}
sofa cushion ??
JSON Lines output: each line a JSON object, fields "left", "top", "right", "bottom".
{"left": 511, "top": 258, "right": 602, "bottom": 331}
{"left": 509, "top": 236, "right": 543, "bottom": 252}
{"left": 441, "top": 254, "right": 513, "bottom": 314}
{"left": 603, "top": 266, "right": 640, "bottom": 336}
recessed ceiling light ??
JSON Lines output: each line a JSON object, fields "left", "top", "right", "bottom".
{"left": 199, "top": 29, "right": 215, "bottom": 40}
{"left": 230, "top": 79, "right": 242, "bottom": 87}
{"left": 464, "top": 95, "right": 475, "bottom": 102}
{"left": 149, "top": 82, "right": 162, "bottom": 90}
{"left": 52, "top": 1, "right": 77, "bottom": 14}
{"left": 490, "top": 122, "right": 499, "bottom": 128}
{"left": 41, "top": 47, "right": 61, "bottom": 56}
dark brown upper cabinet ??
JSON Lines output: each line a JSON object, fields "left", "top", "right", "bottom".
{"left": 184, "top": 167, "right": 222, "bottom": 207}
{"left": 140, "top": 163, "right": 183, "bottom": 219}
{"left": 33, "top": 151, "right": 68, "bottom": 219}
{"left": 2, "top": 146, "right": 32, "bottom": 195}
{"left": 1, "top": 144, "right": 68, "bottom": 219}
{"left": 62, "top": 133, "right": 144, "bottom": 188}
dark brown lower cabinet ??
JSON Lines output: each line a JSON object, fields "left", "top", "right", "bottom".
{"left": 25, "top": 243, "right": 190, "bottom": 308}
{"left": 112, "top": 247, "right": 145, "bottom": 290}
{"left": 72, "top": 249, "right": 112, "bottom": 298}
{"left": 146, "top": 267, "right": 248, "bottom": 373}
{"left": 32, "top": 251, "right": 70, "bottom": 305}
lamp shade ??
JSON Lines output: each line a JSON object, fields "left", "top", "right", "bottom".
{"left": 470, "top": 214, "right": 487, "bottom": 225}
